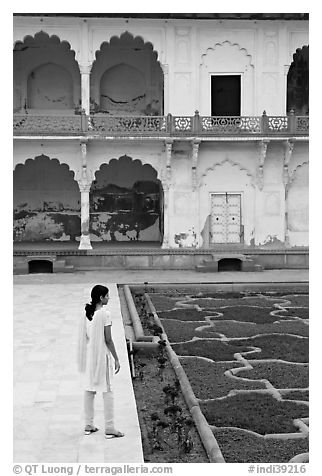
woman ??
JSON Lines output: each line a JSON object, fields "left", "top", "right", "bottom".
{"left": 77, "top": 284, "right": 124, "bottom": 438}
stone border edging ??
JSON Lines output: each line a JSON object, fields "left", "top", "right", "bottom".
{"left": 144, "top": 291, "right": 226, "bottom": 463}
{"left": 123, "top": 285, "right": 145, "bottom": 340}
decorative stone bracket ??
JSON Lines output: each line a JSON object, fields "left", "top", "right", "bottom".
{"left": 191, "top": 139, "right": 201, "bottom": 191}
{"left": 164, "top": 139, "right": 173, "bottom": 188}
{"left": 283, "top": 139, "right": 295, "bottom": 185}
{"left": 257, "top": 139, "right": 270, "bottom": 190}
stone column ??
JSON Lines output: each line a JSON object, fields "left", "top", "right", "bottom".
{"left": 79, "top": 64, "right": 91, "bottom": 115}
{"left": 161, "top": 139, "right": 173, "bottom": 248}
{"left": 283, "top": 139, "right": 295, "bottom": 246}
{"left": 191, "top": 139, "right": 201, "bottom": 247}
{"left": 77, "top": 141, "right": 92, "bottom": 250}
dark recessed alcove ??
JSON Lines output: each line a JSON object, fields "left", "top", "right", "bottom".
{"left": 28, "top": 260, "right": 53, "bottom": 273}
{"left": 218, "top": 258, "right": 242, "bottom": 272}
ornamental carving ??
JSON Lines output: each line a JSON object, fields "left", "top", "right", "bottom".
{"left": 202, "top": 116, "right": 261, "bottom": 134}
{"left": 13, "top": 115, "right": 82, "bottom": 134}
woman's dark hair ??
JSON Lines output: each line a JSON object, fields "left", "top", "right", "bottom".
{"left": 85, "top": 284, "right": 109, "bottom": 321}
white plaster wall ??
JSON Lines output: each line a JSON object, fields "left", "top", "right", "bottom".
{"left": 13, "top": 17, "right": 309, "bottom": 116}
{"left": 287, "top": 160, "right": 309, "bottom": 246}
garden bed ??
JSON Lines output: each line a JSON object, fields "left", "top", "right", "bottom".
{"left": 161, "top": 319, "right": 222, "bottom": 342}
{"left": 179, "top": 358, "right": 266, "bottom": 399}
{"left": 205, "top": 320, "right": 309, "bottom": 338}
{"left": 234, "top": 362, "right": 309, "bottom": 388}
{"left": 213, "top": 427, "right": 309, "bottom": 463}
{"left": 130, "top": 286, "right": 309, "bottom": 463}
{"left": 131, "top": 355, "right": 209, "bottom": 463}
{"left": 171, "top": 339, "right": 254, "bottom": 361}
{"left": 280, "top": 390, "right": 309, "bottom": 402}
{"left": 157, "top": 309, "right": 218, "bottom": 321}
{"left": 232, "top": 334, "right": 309, "bottom": 362}
{"left": 200, "top": 393, "right": 309, "bottom": 435}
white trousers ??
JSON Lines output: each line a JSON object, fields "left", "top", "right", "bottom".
{"left": 84, "top": 390, "right": 114, "bottom": 428}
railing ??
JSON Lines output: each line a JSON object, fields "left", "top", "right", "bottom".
{"left": 13, "top": 110, "right": 309, "bottom": 137}
{"left": 13, "top": 114, "right": 83, "bottom": 135}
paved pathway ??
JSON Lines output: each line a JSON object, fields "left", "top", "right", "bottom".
{"left": 14, "top": 282, "right": 143, "bottom": 463}
{"left": 13, "top": 269, "right": 308, "bottom": 463}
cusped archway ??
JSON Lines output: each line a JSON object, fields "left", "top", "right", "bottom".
{"left": 13, "top": 32, "right": 81, "bottom": 113}
{"left": 91, "top": 32, "right": 164, "bottom": 115}
{"left": 13, "top": 155, "right": 81, "bottom": 242}
{"left": 89, "top": 155, "right": 163, "bottom": 243}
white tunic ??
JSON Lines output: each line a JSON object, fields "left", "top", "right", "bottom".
{"left": 82, "top": 308, "right": 114, "bottom": 392}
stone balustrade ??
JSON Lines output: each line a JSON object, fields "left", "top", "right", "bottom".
{"left": 13, "top": 110, "right": 309, "bottom": 137}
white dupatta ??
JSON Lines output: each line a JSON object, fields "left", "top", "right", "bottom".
{"left": 77, "top": 309, "right": 113, "bottom": 390}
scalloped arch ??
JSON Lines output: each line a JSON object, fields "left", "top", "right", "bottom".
{"left": 92, "top": 155, "right": 161, "bottom": 181}
{"left": 200, "top": 158, "right": 255, "bottom": 185}
{"left": 13, "top": 30, "right": 79, "bottom": 65}
{"left": 200, "top": 40, "right": 254, "bottom": 67}
{"left": 289, "top": 160, "right": 309, "bottom": 184}
{"left": 93, "top": 30, "right": 164, "bottom": 68}
{"left": 13, "top": 155, "right": 78, "bottom": 182}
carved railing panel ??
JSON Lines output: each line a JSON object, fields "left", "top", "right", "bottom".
{"left": 173, "top": 116, "right": 193, "bottom": 132}
{"left": 296, "top": 116, "right": 309, "bottom": 134}
{"left": 13, "top": 113, "right": 309, "bottom": 137}
{"left": 201, "top": 116, "right": 261, "bottom": 134}
{"left": 13, "top": 115, "right": 82, "bottom": 134}
{"left": 88, "top": 115, "right": 167, "bottom": 134}
{"left": 266, "top": 116, "right": 289, "bottom": 133}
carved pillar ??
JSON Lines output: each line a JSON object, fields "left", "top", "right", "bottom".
{"left": 257, "top": 140, "right": 270, "bottom": 190}
{"left": 161, "top": 139, "right": 173, "bottom": 248}
{"left": 79, "top": 64, "right": 91, "bottom": 115}
{"left": 161, "top": 64, "right": 169, "bottom": 115}
{"left": 283, "top": 140, "right": 295, "bottom": 245}
{"left": 191, "top": 139, "right": 201, "bottom": 247}
{"left": 77, "top": 141, "right": 92, "bottom": 250}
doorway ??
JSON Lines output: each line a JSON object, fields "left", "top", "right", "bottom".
{"left": 210, "top": 193, "right": 242, "bottom": 244}
{"left": 211, "top": 75, "right": 241, "bottom": 116}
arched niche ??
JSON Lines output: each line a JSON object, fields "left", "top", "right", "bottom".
{"left": 287, "top": 162, "right": 309, "bottom": 238}
{"left": 100, "top": 64, "right": 146, "bottom": 114}
{"left": 13, "top": 155, "right": 81, "bottom": 242}
{"left": 27, "top": 63, "right": 74, "bottom": 109}
{"left": 91, "top": 32, "right": 164, "bottom": 115}
{"left": 13, "top": 31, "right": 81, "bottom": 113}
{"left": 89, "top": 155, "right": 163, "bottom": 243}
{"left": 287, "top": 46, "right": 309, "bottom": 115}
{"left": 199, "top": 41, "right": 254, "bottom": 116}
{"left": 199, "top": 159, "right": 255, "bottom": 247}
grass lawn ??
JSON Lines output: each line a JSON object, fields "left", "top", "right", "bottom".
{"left": 171, "top": 339, "right": 254, "bottom": 361}
{"left": 200, "top": 393, "right": 309, "bottom": 435}
{"left": 161, "top": 319, "right": 222, "bottom": 342}
{"left": 209, "top": 320, "right": 309, "bottom": 338}
{"left": 157, "top": 309, "right": 218, "bottom": 321}
{"left": 180, "top": 358, "right": 266, "bottom": 399}
{"left": 213, "top": 427, "right": 309, "bottom": 463}
{"left": 232, "top": 334, "right": 309, "bottom": 362}
{"left": 233, "top": 361, "right": 309, "bottom": 388}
